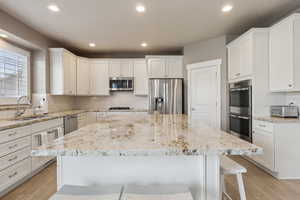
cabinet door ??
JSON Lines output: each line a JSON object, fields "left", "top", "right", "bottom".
{"left": 77, "top": 58, "right": 90, "bottom": 95}
{"left": 63, "top": 52, "right": 77, "bottom": 95}
{"left": 252, "top": 129, "right": 275, "bottom": 171}
{"left": 90, "top": 60, "right": 110, "bottom": 95}
{"left": 270, "top": 19, "right": 294, "bottom": 91}
{"left": 147, "top": 58, "right": 166, "bottom": 78}
{"left": 133, "top": 60, "right": 148, "bottom": 95}
{"left": 239, "top": 35, "right": 253, "bottom": 77}
{"left": 228, "top": 43, "right": 241, "bottom": 80}
{"left": 109, "top": 60, "right": 121, "bottom": 77}
{"left": 120, "top": 60, "right": 133, "bottom": 77}
{"left": 166, "top": 57, "right": 183, "bottom": 78}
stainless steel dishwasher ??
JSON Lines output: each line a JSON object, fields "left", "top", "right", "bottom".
{"left": 64, "top": 114, "right": 78, "bottom": 135}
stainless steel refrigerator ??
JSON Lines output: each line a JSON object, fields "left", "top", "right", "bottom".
{"left": 148, "top": 78, "right": 183, "bottom": 114}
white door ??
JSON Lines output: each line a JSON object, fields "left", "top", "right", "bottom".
{"left": 133, "top": 60, "right": 148, "bottom": 95}
{"left": 77, "top": 58, "right": 90, "bottom": 95}
{"left": 239, "top": 34, "right": 253, "bottom": 77}
{"left": 120, "top": 60, "right": 133, "bottom": 77}
{"left": 166, "top": 57, "right": 183, "bottom": 78}
{"left": 109, "top": 60, "right": 121, "bottom": 77}
{"left": 90, "top": 60, "right": 110, "bottom": 95}
{"left": 188, "top": 62, "right": 220, "bottom": 128}
{"left": 228, "top": 42, "right": 240, "bottom": 80}
{"left": 270, "top": 18, "right": 294, "bottom": 91}
{"left": 147, "top": 58, "right": 166, "bottom": 78}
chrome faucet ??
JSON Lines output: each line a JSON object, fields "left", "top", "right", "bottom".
{"left": 15, "top": 96, "right": 28, "bottom": 118}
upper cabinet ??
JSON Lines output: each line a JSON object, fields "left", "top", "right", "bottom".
{"left": 146, "top": 56, "right": 183, "bottom": 78}
{"left": 77, "top": 57, "right": 90, "bottom": 95}
{"left": 109, "top": 59, "right": 133, "bottom": 77}
{"left": 227, "top": 31, "right": 254, "bottom": 81}
{"left": 50, "top": 48, "right": 77, "bottom": 95}
{"left": 269, "top": 14, "right": 300, "bottom": 92}
{"left": 90, "top": 60, "right": 110, "bottom": 96}
{"left": 133, "top": 59, "right": 148, "bottom": 96}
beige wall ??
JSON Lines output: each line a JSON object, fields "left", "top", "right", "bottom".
{"left": 183, "top": 36, "right": 234, "bottom": 131}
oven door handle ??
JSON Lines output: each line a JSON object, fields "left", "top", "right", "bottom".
{"left": 230, "top": 88, "right": 250, "bottom": 92}
{"left": 230, "top": 114, "right": 250, "bottom": 120}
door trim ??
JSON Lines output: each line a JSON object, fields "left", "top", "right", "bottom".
{"left": 186, "top": 59, "right": 222, "bottom": 129}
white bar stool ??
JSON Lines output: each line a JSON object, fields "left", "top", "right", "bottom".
{"left": 49, "top": 185, "right": 123, "bottom": 200}
{"left": 220, "top": 156, "right": 247, "bottom": 200}
{"left": 121, "top": 184, "right": 194, "bottom": 200}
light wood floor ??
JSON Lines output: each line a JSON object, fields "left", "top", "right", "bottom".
{"left": 1, "top": 156, "right": 300, "bottom": 200}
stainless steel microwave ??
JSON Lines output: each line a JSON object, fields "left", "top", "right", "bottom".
{"left": 109, "top": 77, "right": 134, "bottom": 91}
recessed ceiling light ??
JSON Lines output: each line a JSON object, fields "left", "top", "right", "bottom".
{"left": 136, "top": 5, "right": 146, "bottom": 13}
{"left": 0, "top": 33, "right": 8, "bottom": 38}
{"left": 48, "top": 4, "right": 60, "bottom": 12}
{"left": 141, "top": 42, "right": 148, "bottom": 47}
{"left": 222, "top": 4, "right": 233, "bottom": 13}
{"left": 89, "top": 43, "right": 96, "bottom": 47}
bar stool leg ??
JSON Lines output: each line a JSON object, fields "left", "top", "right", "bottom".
{"left": 236, "top": 173, "right": 246, "bottom": 200}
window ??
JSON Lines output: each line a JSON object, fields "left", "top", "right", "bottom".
{"left": 0, "top": 41, "right": 30, "bottom": 105}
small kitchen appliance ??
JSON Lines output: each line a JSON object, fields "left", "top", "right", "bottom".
{"left": 270, "top": 105, "right": 299, "bottom": 118}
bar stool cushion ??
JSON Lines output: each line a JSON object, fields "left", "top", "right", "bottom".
{"left": 49, "top": 185, "right": 123, "bottom": 200}
{"left": 221, "top": 156, "right": 247, "bottom": 175}
{"left": 121, "top": 184, "right": 193, "bottom": 200}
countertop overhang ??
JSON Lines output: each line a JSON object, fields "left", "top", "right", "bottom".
{"left": 32, "top": 113, "right": 262, "bottom": 156}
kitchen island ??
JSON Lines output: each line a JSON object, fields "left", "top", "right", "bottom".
{"left": 32, "top": 113, "right": 261, "bottom": 200}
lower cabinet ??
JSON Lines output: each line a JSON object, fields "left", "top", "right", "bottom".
{"left": 0, "top": 118, "right": 64, "bottom": 196}
{"left": 0, "top": 158, "right": 31, "bottom": 193}
{"left": 252, "top": 128, "right": 275, "bottom": 171}
{"left": 251, "top": 120, "right": 300, "bottom": 179}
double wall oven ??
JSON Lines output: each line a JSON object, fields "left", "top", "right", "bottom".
{"left": 229, "top": 80, "right": 252, "bottom": 142}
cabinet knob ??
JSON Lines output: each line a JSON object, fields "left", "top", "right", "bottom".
{"left": 235, "top": 73, "right": 240, "bottom": 76}
{"left": 288, "top": 84, "right": 293, "bottom": 88}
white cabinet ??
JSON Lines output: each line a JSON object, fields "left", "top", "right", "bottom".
{"left": 90, "top": 60, "right": 110, "bottom": 96}
{"left": 133, "top": 60, "right": 148, "bottom": 95}
{"left": 250, "top": 120, "right": 300, "bottom": 179}
{"left": 269, "top": 14, "right": 300, "bottom": 92}
{"left": 252, "top": 127, "right": 275, "bottom": 171}
{"left": 76, "top": 57, "right": 90, "bottom": 95}
{"left": 146, "top": 56, "right": 183, "bottom": 78}
{"left": 109, "top": 60, "right": 133, "bottom": 77}
{"left": 227, "top": 30, "right": 254, "bottom": 81}
{"left": 50, "top": 48, "right": 77, "bottom": 95}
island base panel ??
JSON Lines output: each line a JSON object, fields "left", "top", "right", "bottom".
{"left": 57, "top": 156, "right": 220, "bottom": 200}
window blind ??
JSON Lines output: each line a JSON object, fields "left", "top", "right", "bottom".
{"left": 0, "top": 49, "right": 28, "bottom": 98}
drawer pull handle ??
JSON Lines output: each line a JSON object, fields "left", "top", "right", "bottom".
{"left": 8, "top": 132, "right": 17, "bottom": 137}
{"left": 8, "top": 156, "right": 18, "bottom": 162}
{"left": 8, "top": 144, "right": 18, "bottom": 149}
{"left": 8, "top": 172, "right": 18, "bottom": 178}
{"left": 259, "top": 125, "right": 266, "bottom": 127}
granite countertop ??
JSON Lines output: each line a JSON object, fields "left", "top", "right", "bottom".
{"left": 32, "top": 113, "right": 262, "bottom": 157}
{"left": 91, "top": 109, "right": 148, "bottom": 113}
{"left": 254, "top": 116, "right": 300, "bottom": 123}
{"left": 0, "top": 110, "right": 87, "bottom": 131}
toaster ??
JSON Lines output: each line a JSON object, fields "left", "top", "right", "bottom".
{"left": 270, "top": 105, "right": 299, "bottom": 118}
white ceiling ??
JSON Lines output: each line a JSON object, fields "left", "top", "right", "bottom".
{"left": 0, "top": 0, "right": 299, "bottom": 53}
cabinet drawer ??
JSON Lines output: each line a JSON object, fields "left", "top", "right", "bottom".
{"left": 0, "top": 158, "right": 31, "bottom": 193}
{"left": 0, "top": 136, "right": 31, "bottom": 158}
{"left": 0, "top": 125, "right": 31, "bottom": 144}
{"left": 254, "top": 120, "right": 274, "bottom": 133}
{"left": 0, "top": 147, "right": 31, "bottom": 171}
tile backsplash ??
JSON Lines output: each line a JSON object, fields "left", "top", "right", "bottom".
{"left": 74, "top": 92, "right": 148, "bottom": 110}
